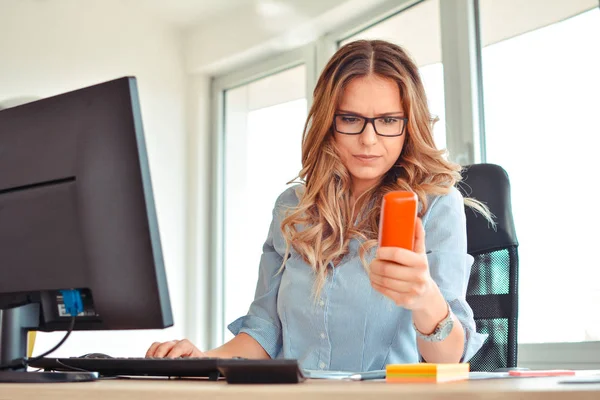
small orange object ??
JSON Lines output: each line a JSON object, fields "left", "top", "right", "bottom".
{"left": 386, "top": 363, "right": 470, "bottom": 383}
{"left": 379, "top": 191, "right": 418, "bottom": 250}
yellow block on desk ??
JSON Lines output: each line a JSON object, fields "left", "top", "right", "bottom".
{"left": 27, "top": 331, "right": 36, "bottom": 358}
{"left": 386, "top": 363, "right": 470, "bottom": 383}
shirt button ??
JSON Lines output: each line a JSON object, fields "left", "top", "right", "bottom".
{"left": 319, "top": 361, "right": 326, "bottom": 369}
{"left": 320, "top": 332, "right": 326, "bottom": 339}
{"left": 319, "top": 299, "right": 325, "bottom": 307}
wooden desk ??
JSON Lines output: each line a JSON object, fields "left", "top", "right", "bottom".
{"left": 1, "top": 377, "right": 599, "bottom": 400}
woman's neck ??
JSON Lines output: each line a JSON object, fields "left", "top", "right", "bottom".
{"left": 350, "top": 181, "right": 380, "bottom": 222}
{"left": 351, "top": 179, "right": 380, "bottom": 204}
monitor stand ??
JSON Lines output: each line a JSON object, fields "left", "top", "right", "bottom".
{"left": 0, "top": 303, "right": 98, "bottom": 383}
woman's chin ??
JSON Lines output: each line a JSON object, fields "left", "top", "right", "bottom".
{"left": 350, "top": 165, "right": 384, "bottom": 177}
{"left": 349, "top": 171, "right": 386, "bottom": 187}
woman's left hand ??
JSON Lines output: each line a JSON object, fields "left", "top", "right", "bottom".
{"left": 369, "top": 218, "right": 440, "bottom": 310}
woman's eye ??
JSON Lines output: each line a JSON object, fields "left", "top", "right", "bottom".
{"left": 342, "top": 117, "right": 360, "bottom": 124}
{"left": 381, "top": 117, "right": 399, "bottom": 125}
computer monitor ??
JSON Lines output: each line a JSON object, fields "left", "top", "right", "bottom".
{"left": 0, "top": 77, "right": 173, "bottom": 382}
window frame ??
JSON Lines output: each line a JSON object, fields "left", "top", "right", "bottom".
{"left": 208, "top": 45, "right": 316, "bottom": 348}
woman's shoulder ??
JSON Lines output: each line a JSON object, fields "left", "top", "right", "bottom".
{"left": 427, "top": 185, "right": 464, "bottom": 206}
{"left": 422, "top": 186, "right": 465, "bottom": 223}
{"left": 270, "top": 185, "right": 304, "bottom": 253}
{"left": 274, "top": 184, "right": 304, "bottom": 210}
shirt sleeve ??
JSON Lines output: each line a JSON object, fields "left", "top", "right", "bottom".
{"left": 227, "top": 194, "right": 287, "bottom": 359}
{"left": 422, "top": 187, "right": 488, "bottom": 362}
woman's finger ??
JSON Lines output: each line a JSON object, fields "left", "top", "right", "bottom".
{"left": 413, "top": 218, "right": 426, "bottom": 254}
{"left": 151, "top": 341, "right": 178, "bottom": 358}
{"left": 372, "top": 282, "right": 413, "bottom": 307}
{"left": 376, "top": 246, "right": 426, "bottom": 268}
{"left": 145, "top": 342, "right": 162, "bottom": 358}
{"left": 370, "top": 259, "right": 418, "bottom": 282}
{"left": 165, "top": 339, "right": 203, "bottom": 358}
{"left": 370, "top": 271, "right": 413, "bottom": 293}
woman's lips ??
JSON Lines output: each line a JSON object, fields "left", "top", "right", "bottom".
{"left": 354, "top": 155, "right": 381, "bottom": 163}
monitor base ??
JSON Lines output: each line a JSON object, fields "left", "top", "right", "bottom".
{"left": 0, "top": 370, "right": 98, "bottom": 383}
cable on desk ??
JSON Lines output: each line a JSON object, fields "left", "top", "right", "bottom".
{"left": 0, "top": 289, "right": 82, "bottom": 371}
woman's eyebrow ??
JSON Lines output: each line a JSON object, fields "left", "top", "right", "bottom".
{"left": 336, "top": 109, "right": 405, "bottom": 117}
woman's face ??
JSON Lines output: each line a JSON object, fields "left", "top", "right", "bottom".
{"left": 334, "top": 75, "right": 406, "bottom": 197}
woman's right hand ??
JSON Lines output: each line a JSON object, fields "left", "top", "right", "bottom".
{"left": 145, "top": 339, "right": 207, "bottom": 358}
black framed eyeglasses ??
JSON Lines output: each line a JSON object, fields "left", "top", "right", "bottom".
{"left": 333, "top": 114, "right": 408, "bottom": 137}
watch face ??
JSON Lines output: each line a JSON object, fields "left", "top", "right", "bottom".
{"left": 438, "top": 318, "right": 454, "bottom": 339}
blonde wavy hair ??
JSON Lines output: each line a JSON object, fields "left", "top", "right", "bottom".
{"left": 281, "top": 40, "right": 487, "bottom": 296}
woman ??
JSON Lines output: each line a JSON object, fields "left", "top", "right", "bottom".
{"left": 146, "top": 40, "right": 487, "bottom": 371}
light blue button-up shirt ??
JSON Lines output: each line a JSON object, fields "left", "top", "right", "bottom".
{"left": 229, "top": 185, "right": 487, "bottom": 372}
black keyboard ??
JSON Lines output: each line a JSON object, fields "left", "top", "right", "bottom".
{"left": 29, "top": 357, "right": 305, "bottom": 383}
{"left": 30, "top": 357, "right": 221, "bottom": 380}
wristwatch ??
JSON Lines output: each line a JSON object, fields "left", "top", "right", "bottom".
{"left": 413, "top": 303, "right": 454, "bottom": 342}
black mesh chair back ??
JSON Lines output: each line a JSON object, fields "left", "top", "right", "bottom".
{"left": 458, "top": 163, "right": 519, "bottom": 372}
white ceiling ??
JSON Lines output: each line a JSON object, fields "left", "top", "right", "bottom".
{"left": 136, "top": 0, "right": 256, "bottom": 28}
{"left": 135, "top": 0, "right": 343, "bottom": 29}
{"left": 16, "top": 0, "right": 375, "bottom": 73}
{"left": 23, "top": 0, "right": 338, "bottom": 29}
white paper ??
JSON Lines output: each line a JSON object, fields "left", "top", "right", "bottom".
{"left": 303, "top": 370, "right": 354, "bottom": 380}
{"left": 468, "top": 372, "right": 511, "bottom": 380}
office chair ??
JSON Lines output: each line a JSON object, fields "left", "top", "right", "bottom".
{"left": 458, "top": 163, "right": 519, "bottom": 372}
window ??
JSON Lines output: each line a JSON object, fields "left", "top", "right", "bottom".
{"left": 480, "top": 0, "right": 600, "bottom": 343}
{"left": 222, "top": 65, "right": 307, "bottom": 341}
{"left": 340, "top": 0, "right": 447, "bottom": 150}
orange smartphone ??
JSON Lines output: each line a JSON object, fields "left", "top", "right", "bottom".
{"left": 379, "top": 191, "right": 418, "bottom": 251}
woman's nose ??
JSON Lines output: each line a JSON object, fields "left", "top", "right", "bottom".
{"left": 360, "top": 120, "right": 378, "bottom": 146}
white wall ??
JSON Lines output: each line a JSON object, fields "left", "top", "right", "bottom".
{"left": 0, "top": 0, "right": 188, "bottom": 357}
